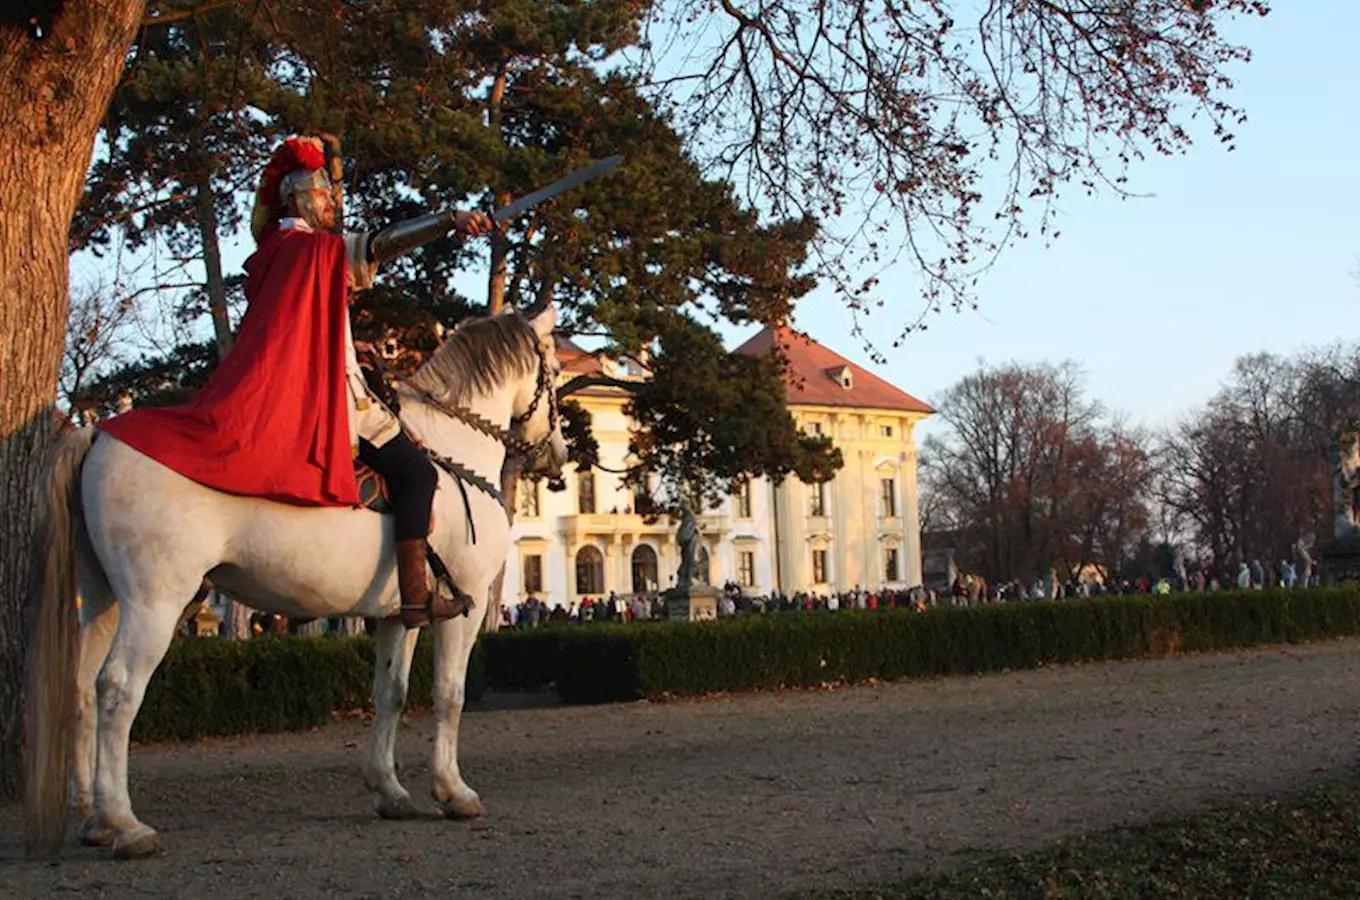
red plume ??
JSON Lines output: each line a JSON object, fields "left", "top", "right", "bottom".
{"left": 252, "top": 136, "right": 327, "bottom": 243}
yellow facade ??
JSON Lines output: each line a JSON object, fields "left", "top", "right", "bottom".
{"left": 771, "top": 406, "right": 929, "bottom": 593}
{"left": 506, "top": 379, "right": 930, "bottom": 605}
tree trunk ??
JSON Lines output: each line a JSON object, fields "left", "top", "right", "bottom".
{"left": 0, "top": 1, "right": 148, "bottom": 799}
{"left": 191, "top": 150, "right": 249, "bottom": 631}
{"left": 194, "top": 165, "right": 233, "bottom": 358}
{"left": 487, "top": 59, "right": 510, "bottom": 315}
{"left": 218, "top": 587, "right": 252, "bottom": 640}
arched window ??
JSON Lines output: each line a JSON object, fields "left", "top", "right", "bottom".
{"left": 575, "top": 545, "right": 604, "bottom": 594}
{"left": 631, "top": 544, "right": 658, "bottom": 594}
{"left": 695, "top": 544, "right": 711, "bottom": 586}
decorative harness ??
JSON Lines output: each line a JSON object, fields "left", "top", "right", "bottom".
{"left": 396, "top": 336, "right": 560, "bottom": 546}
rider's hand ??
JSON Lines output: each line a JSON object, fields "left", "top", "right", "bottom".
{"left": 453, "top": 210, "right": 493, "bottom": 238}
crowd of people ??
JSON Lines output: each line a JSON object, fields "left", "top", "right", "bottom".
{"left": 500, "top": 557, "right": 1325, "bottom": 629}
{"left": 503, "top": 583, "right": 946, "bottom": 628}
{"left": 189, "top": 556, "right": 1324, "bottom": 638}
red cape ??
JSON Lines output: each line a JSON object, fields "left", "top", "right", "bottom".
{"left": 99, "top": 228, "right": 360, "bottom": 506}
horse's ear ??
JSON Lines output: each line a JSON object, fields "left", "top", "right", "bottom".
{"left": 529, "top": 303, "right": 556, "bottom": 339}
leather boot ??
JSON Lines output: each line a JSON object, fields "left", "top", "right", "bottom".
{"left": 396, "top": 539, "right": 472, "bottom": 628}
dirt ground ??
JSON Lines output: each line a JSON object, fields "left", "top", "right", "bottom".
{"left": 3, "top": 639, "right": 1360, "bottom": 900}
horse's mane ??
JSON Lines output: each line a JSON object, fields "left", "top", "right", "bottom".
{"left": 407, "top": 312, "right": 539, "bottom": 406}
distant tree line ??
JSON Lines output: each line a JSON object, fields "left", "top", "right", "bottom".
{"left": 921, "top": 345, "right": 1360, "bottom": 583}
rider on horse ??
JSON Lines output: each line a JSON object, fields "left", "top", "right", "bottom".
{"left": 99, "top": 135, "right": 491, "bottom": 627}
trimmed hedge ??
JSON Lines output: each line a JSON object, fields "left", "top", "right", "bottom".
{"left": 133, "top": 632, "right": 486, "bottom": 742}
{"left": 547, "top": 587, "right": 1360, "bottom": 703}
{"left": 132, "top": 588, "right": 1360, "bottom": 741}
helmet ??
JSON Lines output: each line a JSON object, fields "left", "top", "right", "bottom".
{"left": 250, "top": 135, "right": 330, "bottom": 243}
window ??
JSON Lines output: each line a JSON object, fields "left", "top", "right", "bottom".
{"left": 812, "top": 549, "right": 828, "bottom": 584}
{"left": 738, "top": 551, "right": 755, "bottom": 587}
{"left": 695, "top": 544, "right": 712, "bottom": 585}
{"left": 631, "top": 544, "right": 658, "bottom": 594}
{"left": 808, "top": 481, "right": 826, "bottom": 517}
{"left": 880, "top": 477, "right": 897, "bottom": 518}
{"left": 736, "top": 479, "right": 753, "bottom": 518}
{"left": 575, "top": 546, "right": 604, "bottom": 594}
{"left": 519, "top": 479, "right": 541, "bottom": 518}
{"left": 806, "top": 421, "right": 823, "bottom": 435}
{"left": 577, "top": 470, "right": 596, "bottom": 514}
{"left": 884, "top": 547, "right": 900, "bottom": 583}
{"left": 523, "top": 554, "right": 543, "bottom": 593}
{"left": 879, "top": 424, "right": 894, "bottom": 438}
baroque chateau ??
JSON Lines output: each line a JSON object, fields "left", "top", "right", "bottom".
{"left": 503, "top": 327, "right": 933, "bottom": 607}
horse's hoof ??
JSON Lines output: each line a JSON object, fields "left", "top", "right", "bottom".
{"left": 376, "top": 794, "right": 422, "bottom": 820}
{"left": 77, "top": 817, "right": 116, "bottom": 847}
{"left": 113, "top": 826, "right": 161, "bottom": 860}
{"left": 439, "top": 791, "right": 485, "bottom": 820}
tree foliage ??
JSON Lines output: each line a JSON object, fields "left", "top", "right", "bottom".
{"left": 625, "top": 316, "right": 805, "bottom": 507}
{"left": 922, "top": 361, "right": 1154, "bottom": 582}
{"left": 73, "top": 0, "right": 824, "bottom": 502}
{"left": 643, "top": 0, "right": 1271, "bottom": 346}
{"left": 1158, "top": 347, "right": 1360, "bottom": 572}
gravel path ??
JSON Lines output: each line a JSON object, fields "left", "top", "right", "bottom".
{"left": 3, "top": 639, "right": 1359, "bottom": 899}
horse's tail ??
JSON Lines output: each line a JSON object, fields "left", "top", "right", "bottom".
{"left": 25, "top": 427, "right": 98, "bottom": 857}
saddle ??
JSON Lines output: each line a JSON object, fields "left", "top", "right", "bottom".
{"left": 354, "top": 461, "right": 392, "bottom": 514}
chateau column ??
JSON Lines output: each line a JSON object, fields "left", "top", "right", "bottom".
{"left": 903, "top": 427, "right": 923, "bottom": 586}
{"left": 771, "top": 477, "right": 799, "bottom": 593}
{"left": 859, "top": 447, "right": 876, "bottom": 588}
{"left": 602, "top": 540, "right": 619, "bottom": 595}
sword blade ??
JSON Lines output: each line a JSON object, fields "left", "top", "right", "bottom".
{"left": 492, "top": 155, "right": 623, "bottom": 224}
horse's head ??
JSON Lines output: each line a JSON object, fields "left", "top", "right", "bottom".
{"left": 511, "top": 304, "right": 568, "bottom": 480}
{"left": 405, "top": 303, "right": 568, "bottom": 479}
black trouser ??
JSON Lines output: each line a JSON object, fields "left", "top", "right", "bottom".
{"left": 358, "top": 432, "right": 437, "bottom": 542}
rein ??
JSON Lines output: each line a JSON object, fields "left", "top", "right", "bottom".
{"left": 396, "top": 337, "right": 559, "bottom": 516}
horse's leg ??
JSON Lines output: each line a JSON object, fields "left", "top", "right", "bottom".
{"left": 86, "top": 594, "right": 187, "bottom": 859}
{"left": 72, "top": 588, "right": 118, "bottom": 827}
{"left": 362, "top": 618, "right": 421, "bottom": 819}
{"left": 429, "top": 615, "right": 485, "bottom": 819}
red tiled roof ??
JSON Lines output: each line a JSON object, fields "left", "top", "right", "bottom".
{"left": 735, "top": 325, "right": 934, "bottom": 414}
{"left": 556, "top": 334, "right": 603, "bottom": 376}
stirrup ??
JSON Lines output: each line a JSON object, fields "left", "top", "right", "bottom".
{"left": 399, "top": 585, "right": 474, "bottom": 628}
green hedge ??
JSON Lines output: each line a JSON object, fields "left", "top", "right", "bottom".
{"left": 132, "top": 588, "right": 1360, "bottom": 741}
{"left": 134, "top": 633, "right": 486, "bottom": 742}
{"left": 545, "top": 587, "right": 1360, "bottom": 703}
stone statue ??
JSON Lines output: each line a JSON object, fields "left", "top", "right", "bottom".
{"left": 1172, "top": 546, "right": 1188, "bottom": 590}
{"left": 1332, "top": 429, "right": 1360, "bottom": 540}
{"left": 1294, "top": 535, "right": 1314, "bottom": 588}
{"left": 675, "top": 504, "right": 699, "bottom": 598}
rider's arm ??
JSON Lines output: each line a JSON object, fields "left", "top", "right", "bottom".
{"left": 341, "top": 211, "right": 493, "bottom": 295}
{"left": 342, "top": 232, "right": 378, "bottom": 293}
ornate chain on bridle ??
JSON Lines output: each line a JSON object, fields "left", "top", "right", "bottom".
{"left": 396, "top": 338, "right": 560, "bottom": 506}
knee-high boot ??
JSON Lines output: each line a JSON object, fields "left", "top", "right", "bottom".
{"left": 396, "top": 538, "right": 472, "bottom": 628}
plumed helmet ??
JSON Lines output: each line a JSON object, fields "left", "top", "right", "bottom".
{"left": 250, "top": 135, "right": 330, "bottom": 243}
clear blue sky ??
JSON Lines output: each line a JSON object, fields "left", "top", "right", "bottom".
{"left": 722, "top": 2, "right": 1359, "bottom": 440}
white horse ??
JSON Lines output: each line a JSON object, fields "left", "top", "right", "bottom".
{"left": 25, "top": 305, "right": 567, "bottom": 859}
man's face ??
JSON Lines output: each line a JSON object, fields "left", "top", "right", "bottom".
{"left": 291, "top": 187, "right": 336, "bottom": 232}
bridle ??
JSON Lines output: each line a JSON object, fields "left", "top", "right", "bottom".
{"left": 397, "top": 337, "right": 562, "bottom": 506}
{"left": 506, "top": 337, "right": 561, "bottom": 460}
